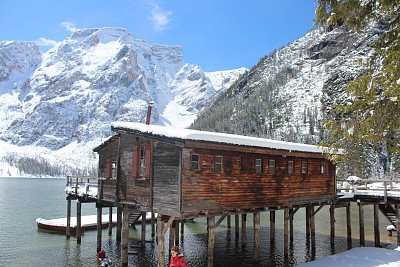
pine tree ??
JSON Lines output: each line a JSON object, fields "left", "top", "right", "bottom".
{"left": 315, "top": 0, "right": 400, "bottom": 167}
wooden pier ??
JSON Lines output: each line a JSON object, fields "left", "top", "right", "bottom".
{"left": 65, "top": 122, "right": 400, "bottom": 266}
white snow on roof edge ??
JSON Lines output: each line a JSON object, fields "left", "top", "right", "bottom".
{"left": 111, "top": 122, "right": 333, "bottom": 154}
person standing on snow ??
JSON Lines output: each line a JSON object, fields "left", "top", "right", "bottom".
{"left": 169, "top": 246, "right": 188, "bottom": 267}
{"left": 97, "top": 250, "right": 112, "bottom": 267}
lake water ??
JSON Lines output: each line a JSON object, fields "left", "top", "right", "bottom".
{"left": 0, "top": 177, "right": 397, "bottom": 266}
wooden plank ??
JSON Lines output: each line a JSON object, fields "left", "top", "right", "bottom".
{"left": 374, "top": 203, "right": 380, "bottom": 247}
{"left": 157, "top": 218, "right": 165, "bottom": 267}
{"left": 121, "top": 209, "right": 131, "bottom": 266}
{"left": 77, "top": 202, "right": 82, "bottom": 244}
{"left": 141, "top": 211, "right": 146, "bottom": 246}
{"left": 359, "top": 202, "right": 365, "bottom": 247}
{"left": 284, "top": 209, "right": 289, "bottom": 257}
{"left": 97, "top": 206, "right": 102, "bottom": 252}
{"left": 208, "top": 216, "right": 215, "bottom": 267}
{"left": 330, "top": 203, "right": 335, "bottom": 245}
{"left": 346, "top": 203, "right": 352, "bottom": 247}
{"left": 66, "top": 197, "right": 71, "bottom": 238}
{"left": 253, "top": 212, "right": 260, "bottom": 262}
{"left": 270, "top": 210, "right": 275, "bottom": 245}
{"left": 241, "top": 214, "right": 247, "bottom": 247}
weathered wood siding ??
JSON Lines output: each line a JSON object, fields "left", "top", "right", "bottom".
{"left": 119, "top": 134, "right": 151, "bottom": 208}
{"left": 97, "top": 138, "right": 119, "bottom": 199}
{"left": 152, "top": 142, "right": 181, "bottom": 215}
{"left": 181, "top": 145, "right": 335, "bottom": 215}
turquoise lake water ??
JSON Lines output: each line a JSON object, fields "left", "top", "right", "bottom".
{"left": 0, "top": 177, "right": 395, "bottom": 266}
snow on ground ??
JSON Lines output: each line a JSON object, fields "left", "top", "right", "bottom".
{"left": 297, "top": 247, "right": 400, "bottom": 267}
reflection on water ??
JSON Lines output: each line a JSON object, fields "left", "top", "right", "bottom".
{"left": 0, "top": 178, "right": 397, "bottom": 266}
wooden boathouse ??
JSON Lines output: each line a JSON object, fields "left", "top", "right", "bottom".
{"left": 84, "top": 121, "right": 337, "bottom": 266}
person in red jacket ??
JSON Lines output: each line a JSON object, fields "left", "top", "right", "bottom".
{"left": 170, "top": 246, "right": 188, "bottom": 267}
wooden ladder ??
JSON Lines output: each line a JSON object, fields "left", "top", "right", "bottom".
{"left": 128, "top": 212, "right": 143, "bottom": 226}
{"left": 378, "top": 203, "right": 397, "bottom": 226}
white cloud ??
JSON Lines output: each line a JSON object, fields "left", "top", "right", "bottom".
{"left": 61, "top": 21, "right": 77, "bottom": 33}
{"left": 35, "top": 37, "right": 58, "bottom": 47}
{"left": 150, "top": 4, "right": 172, "bottom": 31}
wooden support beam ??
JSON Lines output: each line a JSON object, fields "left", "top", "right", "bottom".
{"left": 161, "top": 216, "right": 175, "bottom": 237}
{"left": 169, "top": 221, "right": 175, "bottom": 252}
{"left": 141, "top": 211, "right": 146, "bottom": 246}
{"left": 157, "top": 217, "right": 165, "bottom": 267}
{"left": 306, "top": 206, "right": 311, "bottom": 238}
{"left": 235, "top": 214, "right": 239, "bottom": 236}
{"left": 396, "top": 205, "right": 400, "bottom": 245}
{"left": 175, "top": 220, "right": 180, "bottom": 246}
{"left": 312, "top": 204, "right": 325, "bottom": 216}
{"left": 284, "top": 209, "right": 289, "bottom": 258}
{"left": 77, "top": 201, "right": 82, "bottom": 244}
{"left": 108, "top": 207, "right": 113, "bottom": 236}
{"left": 97, "top": 205, "right": 102, "bottom": 252}
{"left": 310, "top": 205, "right": 316, "bottom": 253}
{"left": 151, "top": 212, "right": 156, "bottom": 240}
{"left": 358, "top": 201, "right": 365, "bottom": 247}
{"left": 66, "top": 196, "right": 71, "bottom": 238}
{"left": 208, "top": 216, "right": 215, "bottom": 267}
{"left": 270, "top": 210, "right": 275, "bottom": 245}
{"left": 330, "top": 203, "right": 335, "bottom": 245}
{"left": 346, "top": 203, "right": 352, "bottom": 248}
{"left": 121, "top": 209, "right": 131, "bottom": 266}
{"left": 213, "top": 214, "right": 228, "bottom": 229}
{"left": 253, "top": 212, "right": 260, "bottom": 262}
{"left": 241, "top": 214, "right": 247, "bottom": 247}
{"left": 227, "top": 215, "right": 231, "bottom": 229}
{"left": 117, "top": 207, "right": 122, "bottom": 242}
{"left": 289, "top": 208, "right": 294, "bottom": 241}
{"left": 180, "top": 219, "right": 185, "bottom": 235}
{"left": 373, "top": 203, "right": 380, "bottom": 247}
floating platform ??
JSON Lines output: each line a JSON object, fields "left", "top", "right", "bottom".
{"left": 36, "top": 214, "right": 117, "bottom": 234}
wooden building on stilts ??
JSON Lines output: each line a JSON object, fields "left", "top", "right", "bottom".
{"left": 89, "top": 119, "right": 337, "bottom": 266}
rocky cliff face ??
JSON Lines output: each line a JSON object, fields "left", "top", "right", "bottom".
{"left": 0, "top": 27, "right": 246, "bottom": 177}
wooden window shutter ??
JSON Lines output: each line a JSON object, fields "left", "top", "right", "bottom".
{"left": 132, "top": 145, "right": 138, "bottom": 178}
{"left": 105, "top": 159, "right": 112, "bottom": 178}
{"left": 144, "top": 143, "right": 152, "bottom": 179}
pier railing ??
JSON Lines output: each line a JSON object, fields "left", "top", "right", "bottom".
{"left": 66, "top": 176, "right": 104, "bottom": 200}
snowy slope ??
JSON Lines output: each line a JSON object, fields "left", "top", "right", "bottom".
{"left": 0, "top": 28, "right": 246, "bottom": 177}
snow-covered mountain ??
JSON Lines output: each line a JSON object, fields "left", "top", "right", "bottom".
{"left": 0, "top": 27, "right": 246, "bottom": 177}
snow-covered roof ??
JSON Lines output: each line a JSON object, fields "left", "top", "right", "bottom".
{"left": 111, "top": 122, "right": 327, "bottom": 154}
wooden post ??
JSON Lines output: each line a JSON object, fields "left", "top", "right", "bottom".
{"left": 306, "top": 206, "right": 311, "bottom": 238}
{"left": 151, "top": 212, "right": 156, "bottom": 240}
{"left": 270, "top": 210, "right": 275, "bottom": 245}
{"left": 241, "top": 214, "right": 247, "bottom": 246}
{"left": 235, "top": 214, "right": 239, "bottom": 237}
{"left": 373, "top": 203, "right": 380, "bottom": 247}
{"left": 121, "top": 209, "right": 131, "bottom": 266}
{"left": 346, "top": 203, "right": 352, "bottom": 247}
{"left": 108, "top": 207, "right": 113, "bottom": 236}
{"left": 207, "top": 216, "right": 215, "bottom": 267}
{"left": 253, "top": 212, "right": 260, "bottom": 262}
{"left": 66, "top": 196, "right": 71, "bottom": 238}
{"left": 396, "top": 205, "right": 400, "bottom": 245}
{"left": 284, "top": 209, "right": 289, "bottom": 257}
{"left": 169, "top": 221, "right": 175, "bottom": 253}
{"left": 310, "top": 205, "right": 316, "bottom": 253}
{"left": 97, "top": 205, "right": 102, "bottom": 252}
{"left": 358, "top": 201, "right": 365, "bottom": 247}
{"left": 157, "top": 217, "right": 165, "bottom": 267}
{"left": 289, "top": 208, "right": 294, "bottom": 241}
{"left": 140, "top": 211, "right": 146, "bottom": 246}
{"left": 77, "top": 201, "right": 82, "bottom": 244}
{"left": 180, "top": 219, "right": 185, "bottom": 235}
{"left": 330, "top": 203, "right": 335, "bottom": 245}
{"left": 117, "top": 207, "right": 123, "bottom": 242}
{"left": 175, "top": 220, "right": 180, "bottom": 245}
{"left": 227, "top": 215, "right": 231, "bottom": 229}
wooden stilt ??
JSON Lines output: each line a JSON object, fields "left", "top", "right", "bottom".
{"left": 358, "top": 201, "right": 365, "bottom": 247}
{"left": 306, "top": 206, "right": 310, "bottom": 238}
{"left": 180, "top": 219, "right": 185, "bottom": 235}
{"left": 157, "top": 217, "right": 165, "bottom": 267}
{"left": 241, "top": 214, "right": 247, "bottom": 246}
{"left": 289, "top": 208, "right": 294, "bottom": 241}
{"left": 141, "top": 211, "right": 146, "bottom": 246}
{"left": 235, "top": 214, "right": 239, "bottom": 237}
{"left": 151, "top": 212, "right": 156, "bottom": 240}
{"left": 97, "top": 205, "right": 102, "bottom": 252}
{"left": 208, "top": 216, "right": 215, "bottom": 267}
{"left": 396, "top": 205, "right": 400, "bottom": 245}
{"left": 270, "top": 210, "right": 275, "bottom": 245}
{"left": 330, "top": 203, "right": 335, "bottom": 245}
{"left": 373, "top": 203, "right": 380, "bottom": 247}
{"left": 284, "top": 209, "right": 289, "bottom": 257}
{"left": 175, "top": 220, "right": 180, "bottom": 245}
{"left": 117, "top": 207, "right": 123, "bottom": 242}
{"left": 346, "top": 203, "right": 352, "bottom": 247}
{"left": 169, "top": 221, "right": 175, "bottom": 252}
{"left": 108, "top": 207, "right": 113, "bottom": 236}
{"left": 77, "top": 201, "right": 82, "bottom": 244}
{"left": 227, "top": 215, "right": 231, "bottom": 229}
{"left": 121, "top": 209, "right": 131, "bottom": 266}
{"left": 66, "top": 196, "right": 71, "bottom": 238}
{"left": 253, "top": 212, "right": 260, "bottom": 262}
{"left": 310, "top": 205, "right": 316, "bottom": 252}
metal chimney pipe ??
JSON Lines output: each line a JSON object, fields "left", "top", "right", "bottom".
{"left": 146, "top": 101, "right": 154, "bottom": 125}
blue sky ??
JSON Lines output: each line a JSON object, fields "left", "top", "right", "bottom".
{"left": 1, "top": 0, "right": 317, "bottom": 72}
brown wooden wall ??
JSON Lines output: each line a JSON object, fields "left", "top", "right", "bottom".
{"left": 181, "top": 146, "right": 336, "bottom": 215}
